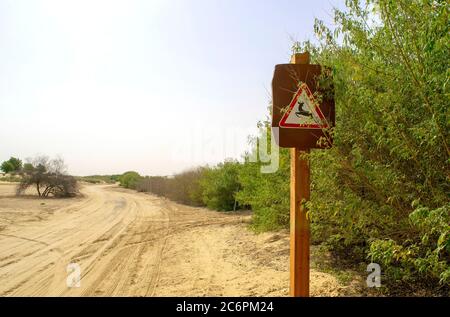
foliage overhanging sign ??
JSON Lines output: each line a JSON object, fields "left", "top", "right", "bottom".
{"left": 272, "top": 63, "right": 335, "bottom": 149}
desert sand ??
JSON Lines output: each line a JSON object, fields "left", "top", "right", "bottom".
{"left": 0, "top": 182, "right": 356, "bottom": 296}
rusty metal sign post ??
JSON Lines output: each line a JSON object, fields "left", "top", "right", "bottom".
{"left": 271, "top": 52, "right": 335, "bottom": 297}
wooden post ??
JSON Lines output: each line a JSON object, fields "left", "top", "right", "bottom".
{"left": 290, "top": 52, "right": 311, "bottom": 297}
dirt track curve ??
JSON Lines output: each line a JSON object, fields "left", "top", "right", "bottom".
{"left": 0, "top": 183, "right": 357, "bottom": 296}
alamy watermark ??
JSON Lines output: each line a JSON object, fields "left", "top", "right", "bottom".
{"left": 66, "top": 263, "right": 81, "bottom": 288}
{"left": 170, "top": 124, "right": 280, "bottom": 174}
{"left": 247, "top": 126, "right": 279, "bottom": 174}
{"left": 366, "top": 263, "right": 381, "bottom": 288}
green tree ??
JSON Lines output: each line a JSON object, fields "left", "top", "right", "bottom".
{"left": 200, "top": 160, "right": 242, "bottom": 211}
{"left": 119, "top": 171, "right": 142, "bottom": 189}
{"left": 8, "top": 157, "right": 22, "bottom": 171}
{"left": 1, "top": 161, "right": 14, "bottom": 173}
{"left": 1, "top": 157, "right": 22, "bottom": 173}
{"left": 237, "top": 123, "right": 291, "bottom": 231}
{"left": 23, "top": 163, "right": 35, "bottom": 173}
{"left": 187, "top": 167, "right": 207, "bottom": 206}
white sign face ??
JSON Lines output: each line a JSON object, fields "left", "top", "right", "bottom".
{"left": 279, "top": 83, "right": 329, "bottom": 129}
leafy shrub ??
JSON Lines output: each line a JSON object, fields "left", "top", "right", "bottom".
{"left": 368, "top": 205, "right": 450, "bottom": 286}
{"left": 199, "top": 160, "right": 241, "bottom": 211}
{"left": 136, "top": 162, "right": 241, "bottom": 211}
{"left": 237, "top": 0, "right": 449, "bottom": 293}
{"left": 119, "top": 171, "right": 142, "bottom": 189}
{"left": 1, "top": 157, "right": 22, "bottom": 173}
{"left": 236, "top": 126, "right": 291, "bottom": 231}
{"left": 135, "top": 168, "right": 205, "bottom": 206}
{"left": 1, "top": 161, "right": 15, "bottom": 174}
{"left": 286, "top": 0, "right": 450, "bottom": 292}
{"left": 80, "top": 175, "right": 119, "bottom": 184}
{"left": 0, "top": 175, "right": 22, "bottom": 182}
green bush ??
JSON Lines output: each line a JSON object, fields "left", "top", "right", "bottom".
{"left": 23, "top": 163, "right": 34, "bottom": 173}
{"left": 200, "top": 160, "right": 241, "bottom": 211}
{"left": 135, "top": 168, "right": 206, "bottom": 206}
{"left": 80, "top": 175, "right": 119, "bottom": 184}
{"left": 1, "top": 157, "right": 22, "bottom": 173}
{"left": 0, "top": 175, "right": 22, "bottom": 182}
{"left": 136, "top": 162, "right": 241, "bottom": 212}
{"left": 236, "top": 126, "right": 291, "bottom": 231}
{"left": 287, "top": 0, "right": 449, "bottom": 291}
{"left": 237, "top": 0, "right": 449, "bottom": 293}
{"left": 119, "top": 171, "right": 142, "bottom": 189}
{"left": 1, "top": 161, "right": 15, "bottom": 174}
{"left": 368, "top": 205, "right": 450, "bottom": 286}
{"left": 187, "top": 168, "right": 207, "bottom": 206}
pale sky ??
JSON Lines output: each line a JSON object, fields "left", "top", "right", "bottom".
{"left": 0, "top": 0, "right": 344, "bottom": 176}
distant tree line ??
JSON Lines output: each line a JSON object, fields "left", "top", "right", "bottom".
{"left": 78, "top": 174, "right": 121, "bottom": 184}
{"left": 118, "top": 162, "right": 242, "bottom": 211}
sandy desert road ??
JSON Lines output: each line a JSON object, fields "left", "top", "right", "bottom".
{"left": 0, "top": 183, "right": 356, "bottom": 296}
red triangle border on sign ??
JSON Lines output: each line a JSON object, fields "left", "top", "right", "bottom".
{"left": 279, "top": 83, "right": 329, "bottom": 129}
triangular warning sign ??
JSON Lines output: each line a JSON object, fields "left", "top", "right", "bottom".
{"left": 279, "top": 83, "right": 329, "bottom": 129}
